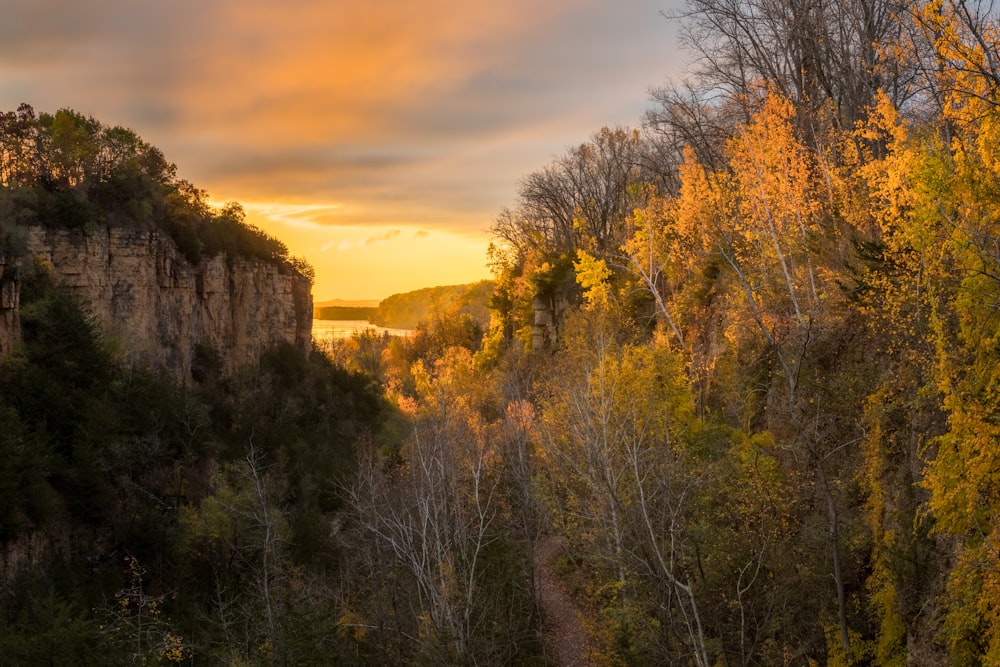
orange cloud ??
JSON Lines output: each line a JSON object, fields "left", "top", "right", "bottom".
{"left": 158, "top": 0, "right": 580, "bottom": 144}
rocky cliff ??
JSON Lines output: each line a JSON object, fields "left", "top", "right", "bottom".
{"left": 8, "top": 223, "right": 312, "bottom": 380}
{"left": 0, "top": 254, "right": 20, "bottom": 358}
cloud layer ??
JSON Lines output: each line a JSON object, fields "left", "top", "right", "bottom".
{"left": 1, "top": 0, "right": 683, "bottom": 297}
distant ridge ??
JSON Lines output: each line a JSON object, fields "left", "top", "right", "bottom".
{"left": 314, "top": 298, "right": 380, "bottom": 308}
{"left": 313, "top": 298, "right": 380, "bottom": 321}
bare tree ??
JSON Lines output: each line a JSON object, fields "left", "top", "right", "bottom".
{"left": 540, "top": 306, "right": 715, "bottom": 664}
{"left": 348, "top": 349, "right": 519, "bottom": 662}
{"left": 493, "top": 127, "right": 649, "bottom": 258}
{"left": 645, "top": 82, "right": 738, "bottom": 187}
{"left": 647, "top": 0, "right": 919, "bottom": 160}
{"left": 241, "top": 438, "right": 282, "bottom": 652}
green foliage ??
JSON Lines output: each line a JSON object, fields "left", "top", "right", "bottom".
{"left": 0, "top": 406, "right": 53, "bottom": 540}
{"left": 1, "top": 262, "right": 116, "bottom": 526}
{"left": 0, "top": 205, "right": 27, "bottom": 258}
{"left": 0, "top": 578, "right": 102, "bottom": 665}
{"left": 0, "top": 275, "right": 388, "bottom": 662}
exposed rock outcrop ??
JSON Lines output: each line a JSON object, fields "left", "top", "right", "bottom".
{"left": 0, "top": 254, "right": 20, "bottom": 357}
{"left": 532, "top": 293, "right": 568, "bottom": 353}
{"left": 12, "top": 223, "right": 311, "bottom": 380}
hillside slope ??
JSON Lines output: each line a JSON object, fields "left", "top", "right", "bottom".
{"left": 371, "top": 281, "right": 492, "bottom": 329}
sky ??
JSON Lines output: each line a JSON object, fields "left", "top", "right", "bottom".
{"left": 1, "top": 0, "right": 686, "bottom": 301}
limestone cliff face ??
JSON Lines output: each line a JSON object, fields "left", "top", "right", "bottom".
{"left": 532, "top": 293, "right": 569, "bottom": 353}
{"left": 20, "top": 223, "right": 312, "bottom": 379}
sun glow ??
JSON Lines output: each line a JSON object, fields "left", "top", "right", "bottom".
{"left": 238, "top": 203, "right": 491, "bottom": 301}
{"left": 238, "top": 201, "right": 344, "bottom": 228}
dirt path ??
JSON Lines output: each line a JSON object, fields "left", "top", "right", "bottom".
{"left": 534, "top": 537, "right": 596, "bottom": 666}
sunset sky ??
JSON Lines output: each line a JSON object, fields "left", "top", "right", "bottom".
{"left": 1, "top": 0, "right": 685, "bottom": 301}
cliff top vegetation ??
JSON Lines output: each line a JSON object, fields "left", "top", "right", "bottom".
{"left": 0, "top": 104, "right": 313, "bottom": 282}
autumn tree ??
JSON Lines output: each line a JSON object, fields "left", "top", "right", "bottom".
{"left": 494, "top": 127, "right": 647, "bottom": 259}
{"left": 624, "top": 89, "right": 884, "bottom": 660}
{"left": 538, "top": 286, "right": 705, "bottom": 662}
{"left": 347, "top": 346, "right": 541, "bottom": 664}
{"left": 487, "top": 127, "right": 658, "bottom": 352}
{"left": 534, "top": 259, "right": 812, "bottom": 664}
{"left": 879, "top": 33, "right": 1000, "bottom": 653}
{"left": 669, "top": 0, "right": 916, "bottom": 130}
{"left": 0, "top": 103, "right": 42, "bottom": 188}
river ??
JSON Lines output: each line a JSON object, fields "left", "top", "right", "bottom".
{"left": 312, "top": 319, "right": 414, "bottom": 343}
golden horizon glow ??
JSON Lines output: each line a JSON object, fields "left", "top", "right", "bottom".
{"left": 239, "top": 203, "right": 492, "bottom": 301}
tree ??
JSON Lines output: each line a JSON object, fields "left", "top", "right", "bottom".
{"left": 488, "top": 128, "right": 653, "bottom": 352}
{"left": 537, "top": 275, "right": 716, "bottom": 663}
{"left": 41, "top": 109, "right": 99, "bottom": 190}
{"left": 0, "top": 103, "right": 41, "bottom": 188}
{"left": 887, "top": 92, "right": 1000, "bottom": 662}
{"left": 625, "top": 90, "right": 878, "bottom": 658}
{"left": 98, "top": 555, "right": 192, "bottom": 665}
{"left": 495, "top": 127, "right": 647, "bottom": 258}
{"left": 907, "top": 0, "right": 1000, "bottom": 124}
{"left": 672, "top": 0, "right": 916, "bottom": 132}
{"left": 348, "top": 347, "right": 539, "bottom": 663}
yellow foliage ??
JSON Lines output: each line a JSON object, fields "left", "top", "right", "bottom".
{"left": 337, "top": 606, "right": 370, "bottom": 643}
{"left": 728, "top": 94, "right": 822, "bottom": 239}
{"left": 574, "top": 249, "right": 612, "bottom": 309}
{"left": 159, "top": 631, "right": 191, "bottom": 664}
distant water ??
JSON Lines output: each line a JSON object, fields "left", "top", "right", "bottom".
{"left": 312, "top": 319, "right": 414, "bottom": 343}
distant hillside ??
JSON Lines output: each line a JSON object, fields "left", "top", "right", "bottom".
{"left": 314, "top": 306, "right": 377, "bottom": 321}
{"left": 372, "top": 281, "right": 493, "bottom": 329}
{"left": 313, "top": 298, "right": 379, "bottom": 321}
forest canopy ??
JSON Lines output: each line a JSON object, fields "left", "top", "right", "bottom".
{"left": 7, "top": 0, "right": 1000, "bottom": 665}
{"left": 478, "top": 0, "right": 1000, "bottom": 663}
